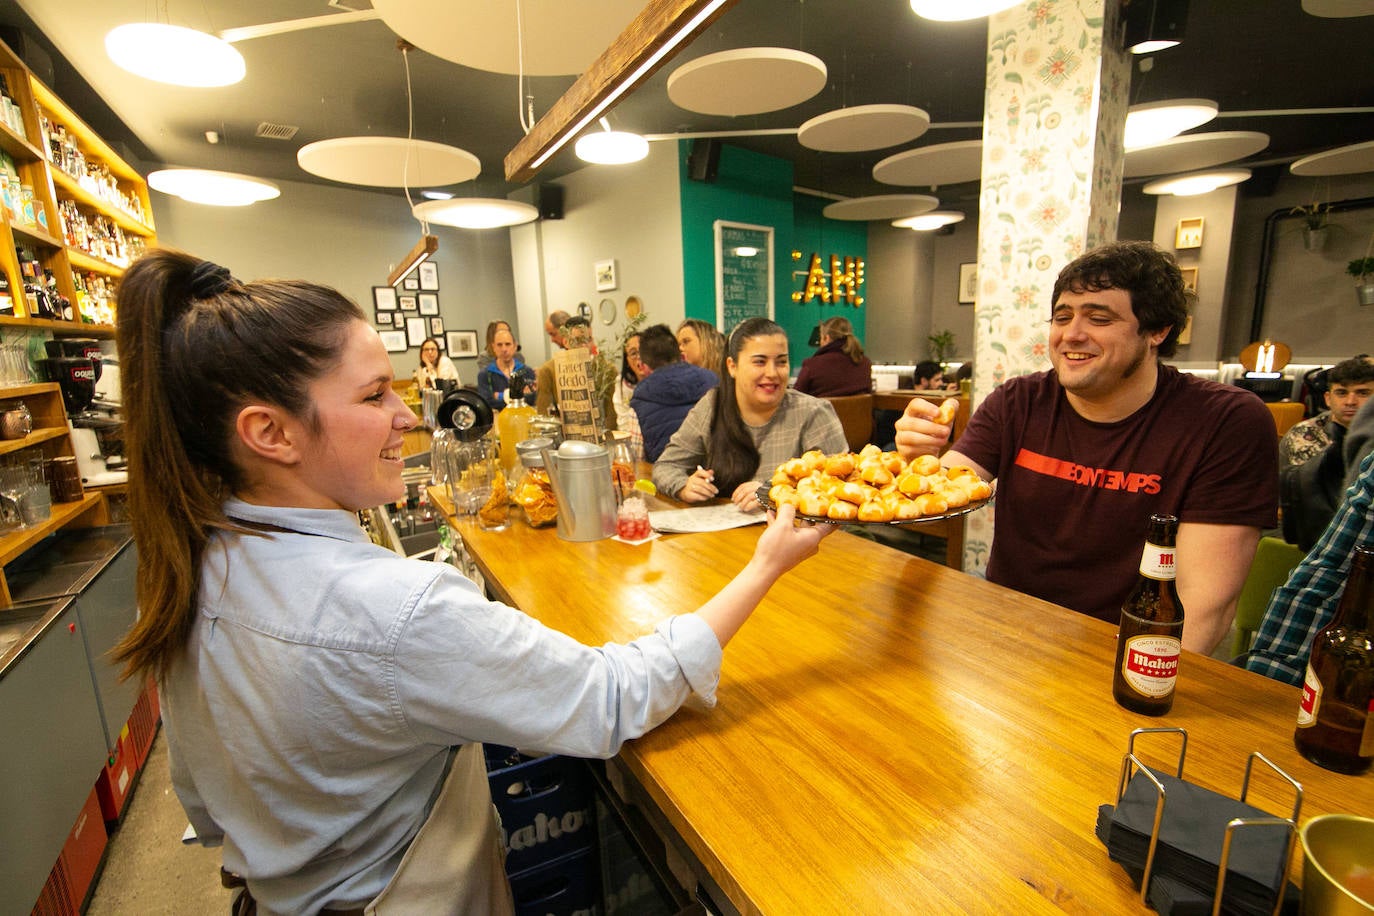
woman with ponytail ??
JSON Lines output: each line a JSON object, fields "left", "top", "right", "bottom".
{"left": 112, "top": 250, "right": 829, "bottom": 915}
{"left": 653, "top": 317, "right": 847, "bottom": 511}
{"left": 793, "top": 315, "right": 872, "bottom": 397}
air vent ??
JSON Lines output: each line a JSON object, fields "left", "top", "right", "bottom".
{"left": 254, "top": 121, "right": 299, "bottom": 141}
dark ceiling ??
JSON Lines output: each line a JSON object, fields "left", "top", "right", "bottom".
{"left": 1, "top": 0, "right": 1372, "bottom": 210}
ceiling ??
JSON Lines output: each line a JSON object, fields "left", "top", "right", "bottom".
{"left": 2, "top": 0, "right": 1373, "bottom": 214}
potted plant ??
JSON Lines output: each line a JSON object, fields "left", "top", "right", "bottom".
{"left": 928, "top": 329, "right": 956, "bottom": 372}
{"left": 1348, "top": 252, "right": 1374, "bottom": 307}
{"left": 1292, "top": 201, "right": 1330, "bottom": 251}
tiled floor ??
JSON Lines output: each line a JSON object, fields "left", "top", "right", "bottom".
{"left": 86, "top": 732, "right": 232, "bottom": 915}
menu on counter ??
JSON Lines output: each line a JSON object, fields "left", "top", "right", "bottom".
{"left": 714, "top": 220, "right": 774, "bottom": 331}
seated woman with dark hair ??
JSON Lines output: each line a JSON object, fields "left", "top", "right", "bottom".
{"left": 653, "top": 317, "right": 847, "bottom": 510}
{"left": 793, "top": 316, "right": 872, "bottom": 397}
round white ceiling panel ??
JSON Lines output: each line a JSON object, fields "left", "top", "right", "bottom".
{"left": 667, "top": 48, "right": 828, "bottom": 116}
{"left": 1290, "top": 138, "right": 1374, "bottom": 176}
{"left": 297, "top": 137, "right": 481, "bottom": 188}
{"left": 798, "top": 104, "right": 931, "bottom": 152}
{"left": 872, "top": 140, "right": 983, "bottom": 187}
{"left": 1301, "top": 0, "right": 1374, "bottom": 16}
{"left": 822, "top": 194, "right": 939, "bottom": 221}
{"left": 372, "top": 0, "right": 644, "bottom": 76}
{"left": 1123, "top": 131, "right": 1269, "bottom": 178}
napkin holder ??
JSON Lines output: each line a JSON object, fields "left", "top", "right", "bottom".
{"left": 1101, "top": 727, "right": 1303, "bottom": 916}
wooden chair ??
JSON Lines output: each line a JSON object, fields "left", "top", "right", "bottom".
{"left": 1232, "top": 536, "right": 1305, "bottom": 657}
{"left": 1265, "top": 401, "right": 1305, "bottom": 438}
{"left": 824, "top": 393, "right": 875, "bottom": 452}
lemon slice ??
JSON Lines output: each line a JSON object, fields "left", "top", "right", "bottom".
{"left": 633, "top": 478, "right": 657, "bottom": 495}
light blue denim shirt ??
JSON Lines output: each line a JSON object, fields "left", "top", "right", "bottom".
{"left": 165, "top": 497, "right": 721, "bottom": 915}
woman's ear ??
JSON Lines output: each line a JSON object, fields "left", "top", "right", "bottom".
{"left": 235, "top": 405, "right": 304, "bottom": 465}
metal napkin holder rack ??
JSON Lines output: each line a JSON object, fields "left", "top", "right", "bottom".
{"left": 1114, "top": 727, "right": 1303, "bottom": 916}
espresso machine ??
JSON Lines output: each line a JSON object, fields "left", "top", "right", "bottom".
{"left": 42, "top": 338, "right": 127, "bottom": 486}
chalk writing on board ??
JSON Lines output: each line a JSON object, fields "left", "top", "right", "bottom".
{"left": 714, "top": 220, "right": 774, "bottom": 331}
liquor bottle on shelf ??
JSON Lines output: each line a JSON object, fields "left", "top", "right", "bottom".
{"left": 43, "top": 270, "right": 72, "bottom": 320}
{"left": 1294, "top": 545, "right": 1374, "bottom": 775}
{"left": 1112, "top": 514, "right": 1185, "bottom": 716}
{"left": 0, "top": 275, "right": 13, "bottom": 317}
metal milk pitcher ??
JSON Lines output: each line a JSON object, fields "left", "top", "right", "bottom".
{"left": 539, "top": 439, "right": 617, "bottom": 541}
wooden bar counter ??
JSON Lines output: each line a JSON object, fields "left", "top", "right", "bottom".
{"left": 432, "top": 489, "right": 1372, "bottom": 914}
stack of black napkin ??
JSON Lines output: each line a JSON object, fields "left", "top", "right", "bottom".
{"left": 1096, "top": 767, "right": 1298, "bottom": 915}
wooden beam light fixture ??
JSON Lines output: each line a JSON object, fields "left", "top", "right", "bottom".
{"left": 386, "top": 234, "right": 438, "bottom": 287}
{"left": 504, "top": 0, "right": 740, "bottom": 184}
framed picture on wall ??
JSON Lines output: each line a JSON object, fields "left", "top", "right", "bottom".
{"left": 1175, "top": 218, "right": 1204, "bottom": 249}
{"left": 418, "top": 261, "right": 439, "bottom": 291}
{"left": 405, "top": 316, "right": 427, "bottom": 347}
{"left": 448, "top": 330, "right": 479, "bottom": 358}
{"left": 399, "top": 295, "right": 418, "bottom": 311}
{"left": 402, "top": 275, "right": 420, "bottom": 291}
{"left": 373, "top": 286, "right": 398, "bottom": 311}
{"left": 958, "top": 263, "right": 977, "bottom": 304}
{"left": 1179, "top": 266, "right": 1199, "bottom": 292}
{"left": 375, "top": 311, "right": 393, "bottom": 326}
{"left": 380, "top": 330, "right": 407, "bottom": 353}
{"left": 429, "top": 317, "right": 444, "bottom": 337}
{"left": 594, "top": 258, "right": 617, "bottom": 292}
{"left": 418, "top": 293, "right": 439, "bottom": 315}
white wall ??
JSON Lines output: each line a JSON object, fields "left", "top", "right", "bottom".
{"left": 865, "top": 218, "right": 979, "bottom": 366}
{"left": 1151, "top": 185, "right": 1238, "bottom": 363}
{"left": 150, "top": 177, "right": 519, "bottom": 380}
{"left": 508, "top": 143, "right": 683, "bottom": 366}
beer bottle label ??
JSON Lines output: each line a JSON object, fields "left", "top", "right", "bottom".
{"left": 1120, "top": 634, "right": 1180, "bottom": 697}
{"left": 1138, "top": 541, "right": 1176, "bottom": 580}
{"left": 1297, "top": 664, "right": 1321, "bottom": 727}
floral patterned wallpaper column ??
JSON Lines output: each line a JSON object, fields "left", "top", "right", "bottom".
{"left": 962, "top": 0, "right": 1131, "bottom": 571}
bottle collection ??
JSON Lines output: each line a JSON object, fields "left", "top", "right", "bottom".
{"left": 56, "top": 198, "right": 146, "bottom": 268}
{"left": 38, "top": 112, "right": 147, "bottom": 224}
{"left": 0, "top": 73, "right": 24, "bottom": 135}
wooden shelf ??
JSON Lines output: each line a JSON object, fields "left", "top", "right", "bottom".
{"left": 0, "top": 427, "right": 67, "bottom": 458}
{"left": 0, "top": 490, "right": 105, "bottom": 567}
{"left": 48, "top": 168, "right": 153, "bottom": 240}
{"left": 0, "top": 118, "right": 41, "bottom": 165}
{"left": 0, "top": 314, "right": 111, "bottom": 337}
{"left": 9, "top": 220, "right": 64, "bottom": 251}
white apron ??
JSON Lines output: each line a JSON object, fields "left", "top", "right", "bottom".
{"left": 365, "top": 742, "right": 515, "bottom": 915}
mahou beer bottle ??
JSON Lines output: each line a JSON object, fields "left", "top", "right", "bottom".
{"left": 1294, "top": 545, "right": 1374, "bottom": 775}
{"left": 1113, "top": 515, "right": 1184, "bottom": 715}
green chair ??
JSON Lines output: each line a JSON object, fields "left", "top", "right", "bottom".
{"left": 1232, "top": 536, "right": 1306, "bottom": 657}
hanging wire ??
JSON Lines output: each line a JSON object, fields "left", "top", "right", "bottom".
{"left": 516, "top": 0, "right": 534, "bottom": 134}
{"left": 399, "top": 42, "right": 428, "bottom": 232}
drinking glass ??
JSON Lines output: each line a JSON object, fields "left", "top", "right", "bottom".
{"left": 0, "top": 463, "right": 27, "bottom": 531}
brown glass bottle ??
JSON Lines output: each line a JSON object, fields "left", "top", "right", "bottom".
{"left": 1294, "top": 545, "right": 1374, "bottom": 775}
{"left": 1113, "top": 515, "right": 1184, "bottom": 716}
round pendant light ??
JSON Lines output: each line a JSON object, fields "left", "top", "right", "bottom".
{"left": 798, "top": 105, "right": 931, "bottom": 153}
{"left": 1124, "top": 99, "right": 1218, "bottom": 150}
{"left": 910, "top": 0, "right": 1022, "bottom": 21}
{"left": 892, "top": 211, "right": 965, "bottom": 231}
{"left": 575, "top": 130, "right": 650, "bottom": 165}
{"left": 413, "top": 198, "right": 539, "bottom": 229}
{"left": 1290, "top": 139, "right": 1374, "bottom": 176}
{"left": 105, "top": 23, "right": 245, "bottom": 87}
{"left": 667, "top": 48, "right": 827, "bottom": 116}
{"left": 1142, "top": 169, "right": 1252, "bottom": 196}
{"left": 823, "top": 194, "right": 939, "bottom": 221}
{"left": 297, "top": 137, "right": 481, "bottom": 188}
{"left": 148, "top": 169, "right": 280, "bottom": 206}
{"left": 1124, "top": 131, "right": 1269, "bottom": 178}
{"left": 873, "top": 140, "right": 984, "bottom": 188}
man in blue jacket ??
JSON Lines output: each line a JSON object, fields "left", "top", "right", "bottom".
{"left": 631, "top": 323, "right": 718, "bottom": 462}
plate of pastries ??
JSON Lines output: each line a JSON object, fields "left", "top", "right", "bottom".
{"left": 758, "top": 444, "right": 993, "bottom": 525}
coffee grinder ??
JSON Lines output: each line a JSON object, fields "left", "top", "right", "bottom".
{"left": 41, "top": 338, "right": 127, "bottom": 486}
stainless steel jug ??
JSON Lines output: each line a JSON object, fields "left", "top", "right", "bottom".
{"left": 539, "top": 439, "right": 616, "bottom": 541}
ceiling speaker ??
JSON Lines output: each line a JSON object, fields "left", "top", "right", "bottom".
{"left": 538, "top": 183, "right": 563, "bottom": 220}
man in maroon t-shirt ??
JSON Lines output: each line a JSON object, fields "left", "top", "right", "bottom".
{"left": 894, "top": 241, "right": 1277, "bottom": 655}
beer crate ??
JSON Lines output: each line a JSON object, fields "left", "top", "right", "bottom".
{"left": 486, "top": 748, "right": 595, "bottom": 876}
{"left": 509, "top": 847, "right": 600, "bottom": 916}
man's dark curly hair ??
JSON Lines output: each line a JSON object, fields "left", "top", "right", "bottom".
{"left": 1051, "top": 240, "right": 1193, "bottom": 358}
